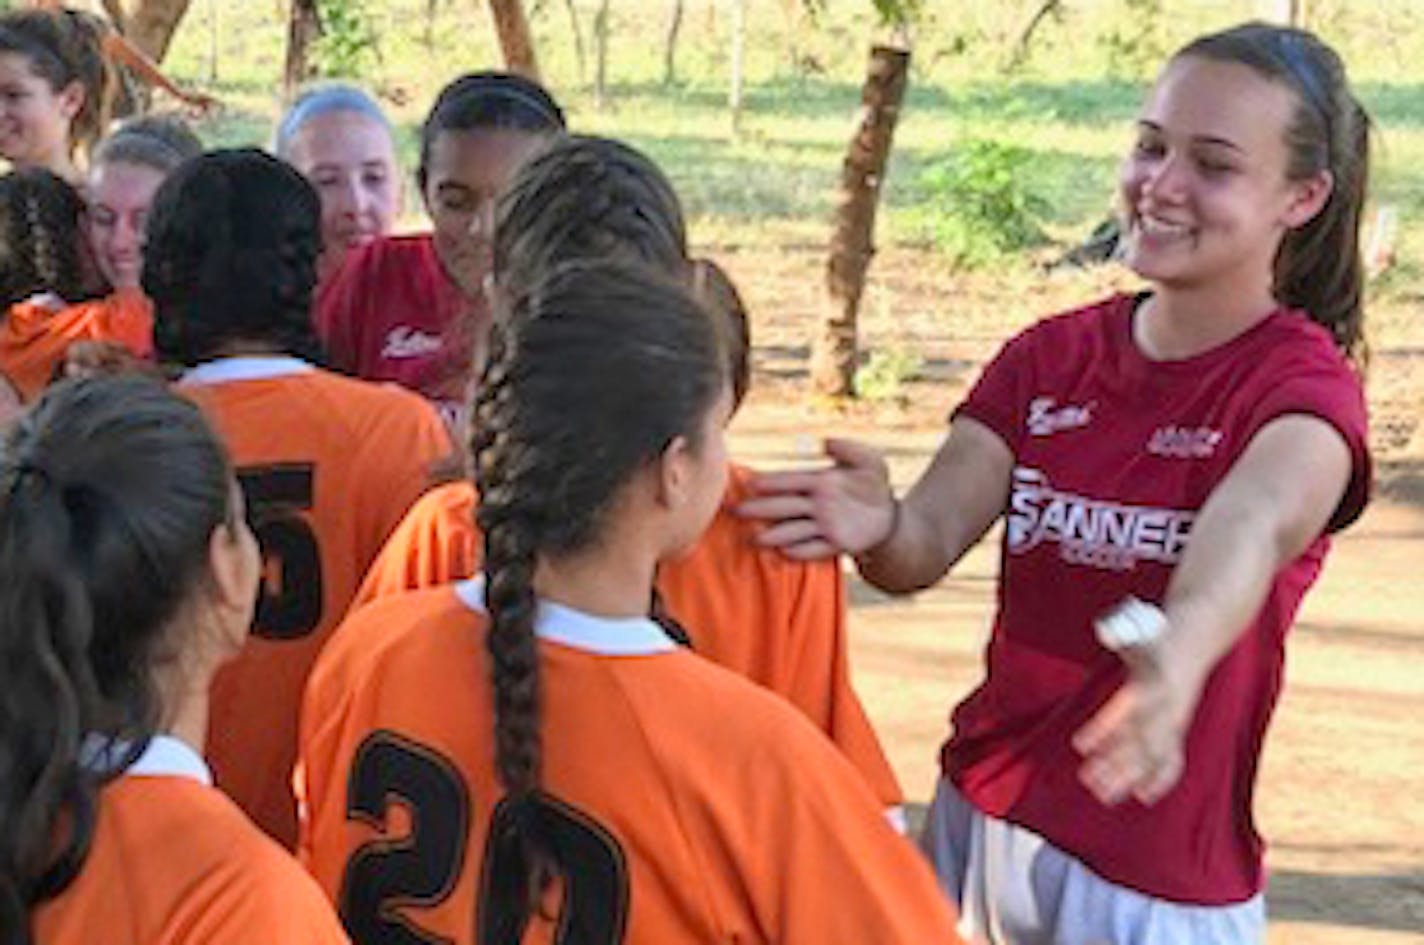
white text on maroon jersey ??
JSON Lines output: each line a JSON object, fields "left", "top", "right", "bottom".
{"left": 1006, "top": 466, "right": 1194, "bottom": 571}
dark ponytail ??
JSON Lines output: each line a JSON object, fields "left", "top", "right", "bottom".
{"left": 470, "top": 260, "right": 725, "bottom": 921}
{"left": 0, "top": 169, "right": 92, "bottom": 308}
{"left": 0, "top": 9, "right": 115, "bottom": 161}
{"left": 1177, "top": 22, "right": 1370, "bottom": 366}
{"left": 492, "top": 135, "right": 688, "bottom": 304}
{"left": 0, "top": 376, "right": 232, "bottom": 943}
{"left": 143, "top": 149, "right": 325, "bottom": 368}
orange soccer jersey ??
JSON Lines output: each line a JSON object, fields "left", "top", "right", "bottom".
{"left": 0, "top": 290, "right": 153, "bottom": 401}
{"left": 33, "top": 736, "right": 348, "bottom": 945}
{"left": 298, "top": 582, "right": 960, "bottom": 944}
{"left": 181, "top": 356, "right": 451, "bottom": 848}
{"left": 352, "top": 465, "right": 903, "bottom": 809}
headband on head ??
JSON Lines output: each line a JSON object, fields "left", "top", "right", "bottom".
{"left": 276, "top": 84, "right": 392, "bottom": 155}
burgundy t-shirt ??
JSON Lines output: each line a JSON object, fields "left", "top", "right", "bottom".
{"left": 314, "top": 233, "right": 476, "bottom": 422}
{"left": 945, "top": 293, "right": 1370, "bottom": 904}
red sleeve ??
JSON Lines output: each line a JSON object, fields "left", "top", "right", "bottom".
{"left": 1243, "top": 359, "right": 1371, "bottom": 533}
{"left": 950, "top": 323, "right": 1040, "bottom": 455}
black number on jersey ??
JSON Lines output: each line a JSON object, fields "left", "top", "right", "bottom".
{"left": 343, "top": 733, "right": 469, "bottom": 945}
{"left": 238, "top": 463, "right": 323, "bottom": 639}
{"left": 479, "top": 795, "right": 629, "bottom": 944}
{"left": 342, "top": 731, "right": 629, "bottom": 945}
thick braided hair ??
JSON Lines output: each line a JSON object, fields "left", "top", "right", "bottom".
{"left": 0, "top": 9, "right": 114, "bottom": 161}
{"left": 0, "top": 376, "right": 232, "bottom": 944}
{"left": 492, "top": 135, "right": 688, "bottom": 304}
{"left": 143, "top": 148, "right": 325, "bottom": 367}
{"left": 0, "top": 169, "right": 90, "bottom": 308}
{"left": 469, "top": 260, "right": 725, "bottom": 919}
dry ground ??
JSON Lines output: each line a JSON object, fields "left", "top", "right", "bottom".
{"left": 721, "top": 246, "right": 1424, "bottom": 944}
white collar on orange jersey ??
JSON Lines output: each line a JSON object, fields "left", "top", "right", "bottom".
{"left": 179, "top": 355, "right": 315, "bottom": 386}
{"left": 83, "top": 733, "right": 213, "bottom": 786}
{"left": 456, "top": 576, "right": 678, "bottom": 657}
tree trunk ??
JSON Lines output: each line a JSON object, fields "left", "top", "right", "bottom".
{"left": 811, "top": 44, "right": 909, "bottom": 398}
{"left": 1007, "top": 0, "right": 1061, "bottom": 70}
{"left": 593, "top": 0, "right": 610, "bottom": 109}
{"left": 1263, "top": 0, "right": 1307, "bottom": 25}
{"left": 486, "top": 0, "right": 541, "bottom": 81}
{"left": 109, "top": 0, "right": 193, "bottom": 62}
{"left": 283, "top": 0, "right": 321, "bottom": 101}
{"left": 728, "top": 0, "right": 746, "bottom": 135}
{"left": 661, "top": 0, "right": 682, "bottom": 86}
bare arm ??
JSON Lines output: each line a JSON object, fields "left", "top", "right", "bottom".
{"left": 101, "top": 33, "right": 220, "bottom": 114}
{"left": 739, "top": 416, "right": 1014, "bottom": 594}
{"left": 1074, "top": 414, "right": 1354, "bottom": 805}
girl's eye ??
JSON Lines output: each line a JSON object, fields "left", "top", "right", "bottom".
{"left": 1134, "top": 139, "right": 1165, "bottom": 159}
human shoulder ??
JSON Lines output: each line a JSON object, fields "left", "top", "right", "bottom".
{"left": 99, "top": 780, "right": 344, "bottom": 941}
{"left": 1010, "top": 292, "right": 1135, "bottom": 350}
{"left": 622, "top": 649, "right": 856, "bottom": 784}
{"left": 318, "top": 585, "right": 480, "bottom": 698}
{"left": 298, "top": 366, "right": 446, "bottom": 437}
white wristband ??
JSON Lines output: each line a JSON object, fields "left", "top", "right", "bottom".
{"left": 1095, "top": 596, "right": 1167, "bottom": 651}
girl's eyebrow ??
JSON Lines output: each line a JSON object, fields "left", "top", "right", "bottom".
{"left": 1138, "top": 119, "right": 1245, "bottom": 154}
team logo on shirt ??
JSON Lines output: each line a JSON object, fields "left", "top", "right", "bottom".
{"left": 382, "top": 326, "right": 443, "bottom": 360}
{"left": 1147, "top": 425, "right": 1224, "bottom": 459}
{"left": 1026, "top": 397, "right": 1095, "bottom": 436}
{"left": 1006, "top": 466, "right": 1194, "bottom": 571}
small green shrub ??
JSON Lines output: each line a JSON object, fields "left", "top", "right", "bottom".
{"left": 854, "top": 346, "right": 924, "bottom": 402}
{"left": 906, "top": 139, "right": 1050, "bottom": 268}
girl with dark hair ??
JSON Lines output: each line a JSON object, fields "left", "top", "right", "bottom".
{"left": 0, "top": 7, "right": 113, "bottom": 182}
{"left": 744, "top": 21, "right": 1373, "bottom": 943}
{"left": 146, "top": 148, "right": 451, "bottom": 848}
{"left": 351, "top": 135, "right": 904, "bottom": 821}
{"left": 276, "top": 83, "right": 401, "bottom": 283}
{"left": 299, "top": 261, "right": 962, "bottom": 945}
{"left": 0, "top": 167, "right": 127, "bottom": 402}
{"left": 315, "top": 71, "right": 565, "bottom": 422}
{"left": 1, "top": 376, "right": 348, "bottom": 945}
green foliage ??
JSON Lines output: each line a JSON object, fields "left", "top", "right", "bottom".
{"left": 1097, "top": 0, "right": 1165, "bottom": 81}
{"left": 904, "top": 139, "right": 1050, "bottom": 268}
{"left": 315, "top": 0, "right": 379, "bottom": 79}
{"left": 854, "top": 346, "right": 924, "bottom": 401}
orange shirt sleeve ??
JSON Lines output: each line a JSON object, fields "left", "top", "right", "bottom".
{"left": 175, "top": 854, "right": 351, "bottom": 945}
{"left": 351, "top": 481, "right": 481, "bottom": 611}
{"left": 780, "top": 557, "right": 905, "bottom": 808}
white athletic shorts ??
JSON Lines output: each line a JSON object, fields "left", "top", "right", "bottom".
{"left": 919, "top": 779, "right": 1266, "bottom": 945}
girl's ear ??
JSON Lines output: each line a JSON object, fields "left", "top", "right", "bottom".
{"left": 654, "top": 434, "right": 694, "bottom": 511}
{"left": 204, "top": 504, "right": 259, "bottom": 654}
{"left": 57, "top": 80, "right": 85, "bottom": 123}
{"left": 1282, "top": 168, "right": 1334, "bottom": 230}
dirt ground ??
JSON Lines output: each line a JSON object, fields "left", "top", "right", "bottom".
{"left": 721, "top": 246, "right": 1424, "bottom": 943}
